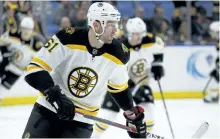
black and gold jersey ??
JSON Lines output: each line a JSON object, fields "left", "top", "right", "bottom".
{"left": 26, "top": 27, "right": 130, "bottom": 124}
{"left": 123, "top": 33, "right": 164, "bottom": 83}
{"left": 123, "top": 33, "right": 156, "bottom": 52}
{"left": 0, "top": 30, "right": 44, "bottom": 70}
{"left": 9, "top": 31, "right": 43, "bottom": 52}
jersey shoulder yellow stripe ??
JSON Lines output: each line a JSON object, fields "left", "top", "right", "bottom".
{"left": 32, "top": 57, "right": 52, "bottom": 71}
{"left": 102, "top": 39, "right": 130, "bottom": 65}
{"left": 55, "top": 27, "right": 130, "bottom": 65}
{"left": 66, "top": 44, "right": 87, "bottom": 51}
{"left": 141, "top": 33, "right": 156, "bottom": 48}
{"left": 9, "top": 30, "right": 20, "bottom": 42}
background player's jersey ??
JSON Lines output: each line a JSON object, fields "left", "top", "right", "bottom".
{"left": 26, "top": 27, "right": 130, "bottom": 124}
{"left": 123, "top": 33, "right": 164, "bottom": 83}
{"left": 9, "top": 31, "right": 43, "bottom": 52}
{"left": 0, "top": 31, "right": 43, "bottom": 71}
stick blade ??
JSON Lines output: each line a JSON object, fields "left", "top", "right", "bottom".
{"left": 191, "top": 122, "right": 209, "bottom": 139}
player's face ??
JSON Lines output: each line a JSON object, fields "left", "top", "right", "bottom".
{"left": 129, "top": 32, "right": 142, "bottom": 45}
{"left": 101, "top": 21, "right": 118, "bottom": 44}
{"left": 21, "top": 27, "right": 33, "bottom": 40}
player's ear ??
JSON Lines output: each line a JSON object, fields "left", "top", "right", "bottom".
{"left": 93, "top": 20, "right": 102, "bottom": 33}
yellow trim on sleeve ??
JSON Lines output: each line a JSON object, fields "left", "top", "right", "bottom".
{"left": 141, "top": 43, "right": 154, "bottom": 48}
{"left": 107, "top": 83, "right": 128, "bottom": 93}
{"left": 39, "top": 93, "right": 99, "bottom": 116}
{"left": 72, "top": 99, "right": 100, "bottom": 111}
{"left": 26, "top": 65, "right": 44, "bottom": 72}
{"left": 102, "top": 53, "right": 123, "bottom": 65}
{"left": 32, "top": 57, "right": 52, "bottom": 72}
{"left": 9, "top": 36, "right": 20, "bottom": 42}
{"left": 108, "top": 82, "right": 128, "bottom": 89}
{"left": 75, "top": 108, "right": 98, "bottom": 117}
{"left": 39, "top": 92, "right": 100, "bottom": 112}
{"left": 66, "top": 44, "right": 87, "bottom": 51}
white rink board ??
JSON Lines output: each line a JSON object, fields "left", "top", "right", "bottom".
{"left": 150, "top": 46, "right": 217, "bottom": 91}
{"left": 0, "top": 46, "right": 216, "bottom": 98}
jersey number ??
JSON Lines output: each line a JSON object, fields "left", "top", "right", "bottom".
{"left": 44, "top": 38, "right": 59, "bottom": 53}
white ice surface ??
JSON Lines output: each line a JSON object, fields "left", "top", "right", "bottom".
{"left": 0, "top": 99, "right": 219, "bottom": 139}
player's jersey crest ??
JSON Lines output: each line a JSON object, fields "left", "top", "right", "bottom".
{"left": 65, "top": 27, "right": 75, "bottom": 34}
{"left": 68, "top": 67, "right": 98, "bottom": 98}
{"left": 122, "top": 43, "right": 129, "bottom": 53}
{"left": 131, "top": 59, "right": 147, "bottom": 77}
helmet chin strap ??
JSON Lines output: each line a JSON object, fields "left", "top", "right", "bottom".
{"left": 92, "top": 23, "right": 106, "bottom": 45}
{"left": 95, "top": 34, "right": 104, "bottom": 44}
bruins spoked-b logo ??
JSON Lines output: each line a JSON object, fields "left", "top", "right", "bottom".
{"left": 68, "top": 67, "right": 98, "bottom": 98}
{"left": 131, "top": 59, "right": 147, "bottom": 77}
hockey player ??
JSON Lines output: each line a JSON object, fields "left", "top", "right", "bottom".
{"left": 0, "top": 16, "right": 43, "bottom": 89}
{"left": 92, "top": 17, "right": 165, "bottom": 137}
{"left": 204, "top": 21, "right": 219, "bottom": 103}
{"left": 22, "top": 2, "right": 146, "bottom": 138}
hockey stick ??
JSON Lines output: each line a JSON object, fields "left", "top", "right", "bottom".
{"left": 157, "top": 80, "right": 175, "bottom": 139}
{"left": 202, "top": 77, "right": 212, "bottom": 97}
{"left": 52, "top": 97, "right": 208, "bottom": 139}
{"left": 191, "top": 122, "right": 209, "bottom": 139}
{"left": 52, "top": 102, "right": 165, "bottom": 138}
{"left": 77, "top": 111, "right": 208, "bottom": 139}
{"left": 75, "top": 111, "right": 166, "bottom": 139}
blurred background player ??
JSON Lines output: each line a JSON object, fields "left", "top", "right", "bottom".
{"left": 92, "top": 17, "right": 165, "bottom": 137}
{"left": 0, "top": 16, "right": 43, "bottom": 90}
{"left": 203, "top": 21, "right": 219, "bottom": 103}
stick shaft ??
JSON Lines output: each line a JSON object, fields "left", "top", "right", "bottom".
{"left": 157, "top": 80, "right": 175, "bottom": 138}
{"left": 76, "top": 111, "right": 166, "bottom": 139}
{"left": 202, "top": 77, "right": 212, "bottom": 97}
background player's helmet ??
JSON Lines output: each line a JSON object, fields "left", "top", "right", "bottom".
{"left": 20, "top": 17, "right": 34, "bottom": 30}
{"left": 20, "top": 17, "right": 34, "bottom": 40}
{"left": 209, "top": 21, "right": 220, "bottom": 40}
{"left": 87, "top": 2, "right": 121, "bottom": 36}
{"left": 126, "top": 17, "right": 147, "bottom": 40}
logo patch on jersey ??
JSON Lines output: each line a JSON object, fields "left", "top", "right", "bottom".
{"left": 65, "top": 27, "right": 75, "bottom": 34}
{"left": 122, "top": 43, "right": 129, "bottom": 53}
{"left": 68, "top": 67, "right": 98, "bottom": 98}
{"left": 35, "top": 41, "right": 43, "bottom": 49}
{"left": 131, "top": 59, "right": 147, "bottom": 77}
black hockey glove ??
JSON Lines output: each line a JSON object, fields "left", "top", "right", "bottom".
{"left": 210, "top": 69, "right": 219, "bottom": 82}
{"left": 123, "top": 106, "right": 146, "bottom": 138}
{"left": 151, "top": 62, "right": 164, "bottom": 80}
{"left": 44, "top": 85, "right": 75, "bottom": 120}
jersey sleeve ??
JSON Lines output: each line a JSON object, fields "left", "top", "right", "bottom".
{"left": 26, "top": 33, "right": 68, "bottom": 74}
{"left": 107, "top": 63, "right": 134, "bottom": 111}
{"left": 107, "top": 64, "right": 129, "bottom": 93}
{"left": 150, "top": 36, "right": 164, "bottom": 55}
